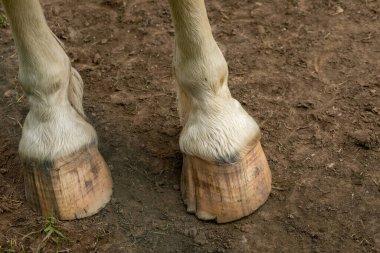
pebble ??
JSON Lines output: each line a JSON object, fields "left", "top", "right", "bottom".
{"left": 111, "top": 197, "right": 119, "bottom": 204}
{"left": 184, "top": 227, "right": 197, "bottom": 238}
{"left": 110, "top": 92, "right": 127, "bottom": 105}
{"left": 349, "top": 129, "right": 376, "bottom": 149}
{"left": 194, "top": 231, "right": 208, "bottom": 245}
{"left": 257, "top": 25, "right": 265, "bottom": 34}
{"left": 336, "top": 6, "right": 344, "bottom": 14}
{"left": 93, "top": 53, "right": 101, "bottom": 64}
{"left": 3, "top": 89, "right": 17, "bottom": 98}
{"left": 240, "top": 224, "right": 252, "bottom": 233}
{"left": 0, "top": 168, "right": 8, "bottom": 175}
{"left": 51, "top": 6, "right": 61, "bottom": 16}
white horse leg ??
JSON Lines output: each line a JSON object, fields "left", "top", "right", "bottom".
{"left": 168, "top": 0, "right": 272, "bottom": 223}
{"left": 2, "top": 0, "right": 112, "bottom": 219}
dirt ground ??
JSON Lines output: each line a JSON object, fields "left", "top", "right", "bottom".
{"left": 0, "top": 0, "right": 379, "bottom": 252}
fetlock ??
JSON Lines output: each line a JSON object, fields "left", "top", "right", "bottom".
{"left": 19, "top": 65, "right": 97, "bottom": 161}
{"left": 179, "top": 97, "right": 261, "bottom": 164}
{"left": 173, "top": 41, "right": 261, "bottom": 163}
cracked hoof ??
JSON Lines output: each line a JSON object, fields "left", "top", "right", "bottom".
{"left": 181, "top": 141, "right": 271, "bottom": 223}
{"left": 22, "top": 145, "right": 113, "bottom": 220}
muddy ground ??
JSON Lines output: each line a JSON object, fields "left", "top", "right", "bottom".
{"left": 0, "top": 0, "right": 379, "bottom": 252}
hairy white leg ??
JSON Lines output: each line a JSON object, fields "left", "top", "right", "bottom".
{"left": 169, "top": 0, "right": 271, "bottom": 223}
{"left": 2, "top": 0, "right": 112, "bottom": 220}
{"left": 2, "top": 0, "right": 97, "bottom": 161}
{"left": 168, "top": 0, "right": 261, "bottom": 163}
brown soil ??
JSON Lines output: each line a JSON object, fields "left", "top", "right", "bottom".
{"left": 0, "top": 0, "right": 379, "bottom": 252}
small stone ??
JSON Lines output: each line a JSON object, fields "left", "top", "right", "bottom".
{"left": 296, "top": 100, "right": 314, "bottom": 109}
{"left": 348, "top": 130, "right": 377, "bottom": 149}
{"left": 110, "top": 92, "right": 127, "bottom": 105}
{"left": 184, "top": 227, "right": 197, "bottom": 238}
{"left": 173, "top": 184, "right": 180, "bottom": 191}
{"left": 257, "top": 25, "right": 265, "bottom": 34}
{"left": 101, "top": 39, "right": 108, "bottom": 44}
{"left": 51, "top": 6, "right": 60, "bottom": 16}
{"left": 240, "top": 224, "right": 252, "bottom": 233}
{"left": 0, "top": 168, "right": 8, "bottom": 175}
{"left": 3, "top": 89, "right": 17, "bottom": 98}
{"left": 194, "top": 231, "right": 208, "bottom": 245}
{"left": 93, "top": 53, "right": 101, "bottom": 64}
{"left": 162, "top": 127, "right": 178, "bottom": 137}
{"left": 336, "top": 6, "right": 344, "bottom": 14}
{"left": 111, "top": 197, "right": 119, "bottom": 204}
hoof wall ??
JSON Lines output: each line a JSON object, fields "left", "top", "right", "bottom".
{"left": 23, "top": 145, "right": 113, "bottom": 220}
{"left": 181, "top": 142, "right": 271, "bottom": 223}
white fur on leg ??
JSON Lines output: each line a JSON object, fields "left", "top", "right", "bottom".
{"left": 179, "top": 97, "right": 260, "bottom": 164}
{"left": 173, "top": 40, "right": 260, "bottom": 164}
{"left": 169, "top": 0, "right": 261, "bottom": 163}
{"left": 1, "top": 0, "right": 98, "bottom": 162}
{"left": 19, "top": 66, "right": 97, "bottom": 161}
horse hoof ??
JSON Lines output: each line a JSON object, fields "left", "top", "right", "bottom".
{"left": 181, "top": 141, "right": 271, "bottom": 223}
{"left": 22, "top": 145, "right": 113, "bottom": 220}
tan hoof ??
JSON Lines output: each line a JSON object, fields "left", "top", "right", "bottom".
{"left": 181, "top": 141, "right": 271, "bottom": 223}
{"left": 22, "top": 145, "right": 113, "bottom": 220}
